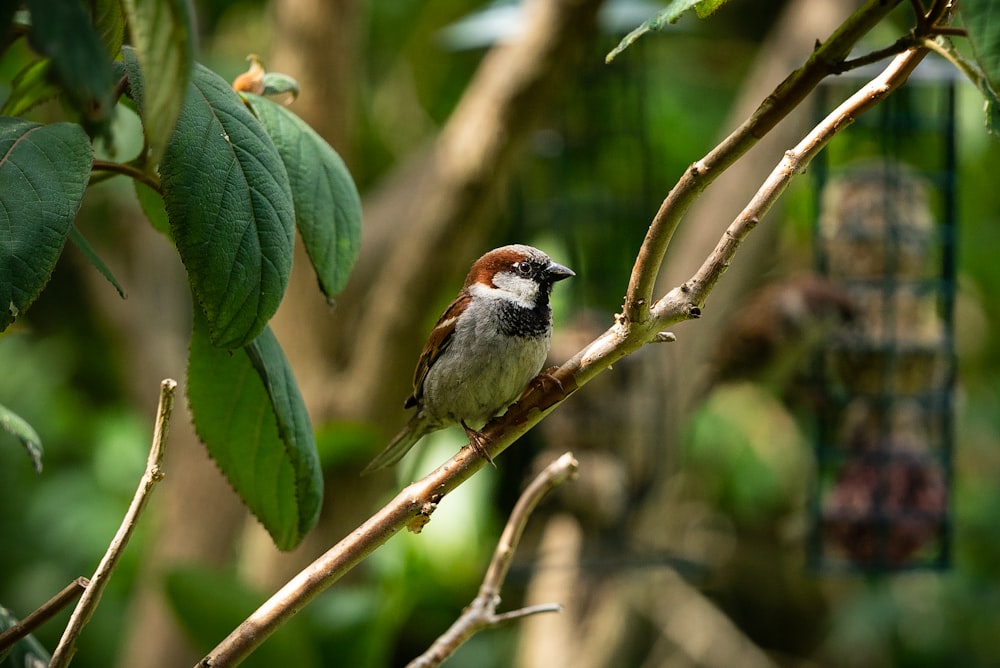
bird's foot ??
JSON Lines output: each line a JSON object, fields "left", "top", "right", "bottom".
{"left": 461, "top": 420, "right": 495, "bottom": 468}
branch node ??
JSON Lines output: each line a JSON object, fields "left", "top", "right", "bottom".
{"left": 687, "top": 305, "right": 702, "bottom": 318}
{"left": 653, "top": 331, "right": 677, "bottom": 343}
{"left": 407, "top": 500, "right": 439, "bottom": 534}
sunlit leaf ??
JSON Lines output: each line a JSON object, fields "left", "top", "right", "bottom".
{"left": 0, "top": 59, "right": 60, "bottom": 117}
{"left": 120, "top": 0, "right": 194, "bottom": 165}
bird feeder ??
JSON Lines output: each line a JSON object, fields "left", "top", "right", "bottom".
{"left": 808, "top": 55, "right": 958, "bottom": 571}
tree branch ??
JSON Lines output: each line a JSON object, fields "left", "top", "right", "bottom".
{"left": 656, "top": 46, "right": 928, "bottom": 321}
{"left": 621, "top": 0, "right": 904, "bottom": 323}
{"left": 406, "top": 452, "right": 578, "bottom": 668}
{"left": 0, "top": 578, "right": 88, "bottom": 654}
{"left": 49, "top": 379, "right": 177, "bottom": 668}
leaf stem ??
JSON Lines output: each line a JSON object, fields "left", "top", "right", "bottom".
{"left": 91, "top": 159, "right": 162, "bottom": 194}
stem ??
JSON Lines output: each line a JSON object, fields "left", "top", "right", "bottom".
{"left": 0, "top": 578, "right": 88, "bottom": 653}
{"left": 408, "top": 452, "right": 579, "bottom": 668}
{"left": 49, "top": 379, "right": 176, "bottom": 668}
{"left": 91, "top": 159, "right": 161, "bottom": 194}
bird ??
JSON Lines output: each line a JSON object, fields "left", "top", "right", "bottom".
{"left": 362, "top": 244, "right": 574, "bottom": 473}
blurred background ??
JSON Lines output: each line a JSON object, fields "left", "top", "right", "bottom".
{"left": 2, "top": 0, "right": 1000, "bottom": 666}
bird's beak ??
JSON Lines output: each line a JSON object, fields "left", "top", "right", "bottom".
{"left": 546, "top": 261, "right": 575, "bottom": 281}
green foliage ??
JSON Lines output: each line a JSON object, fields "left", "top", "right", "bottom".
{"left": 0, "top": 402, "right": 43, "bottom": 473}
{"left": 121, "top": 0, "right": 194, "bottom": 164}
{"left": 188, "top": 311, "right": 322, "bottom": 550}
{"left": 129, "top": 53, "right": 297, "bottom": 349}
{"left": 0, "top": 119, "right": 93, "bottom": 331}
{"left": 22, "top": 0, "right": 117, "bottom": 135}
{"left": 959, "top": 0, "right": 1000, "bottom": 135}
{"left": 606, "top": 0, "right": 732, "bottom": 63}
{"left": 244, "top": 93, "right": 362, "bottom": 298}
{"left": 0, "top": 1, "right": 363, "bottom": 549}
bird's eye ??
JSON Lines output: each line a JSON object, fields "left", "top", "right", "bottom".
{"left": 515, "top": 261, "right": 533, "bottom": 276}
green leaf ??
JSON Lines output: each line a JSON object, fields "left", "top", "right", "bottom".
{"left": 134, "top": 179, "right": 172, "bottom": 239}
{"left": 261, "top": 72, "right": 300, "bottom": 102}
{"left": 960, "top": 0, "right": 1000, "bottom": 134}
{"left": 0, "top": 402, "right": 44, "bottom": 473}
{"left": 69, "top": 225, "right": 127, "bottom": 299}
{"left": 0, "top": 119, "right": 94, "bottom": 332}
{"left": 0, "top": 59, "right": 60, "bottom": 117}
{"left": 963, "top": 0, "right": 1000, "bottom": 90}
{"left": 159, "top": 62, "right": 295, "bottom": 349}
{"left": 187, "top": 310, "right": 321, "bottom": 549}
{"left": 120, "top": 0, "right": 194, "bottom": 166}
{"left": 606, "top": 0, "right": 725, "bottom": 63}
{"left": 23, "top": 0, "right": 116, "bottom": 134}
{"left": 94, "top": 0, "right": 125, "bottom": 57}
{"left": 244, "top": 94, "right": 362, "bottom": 298}
{"left": 164, "top": 566, "right": 319, "bottom": 668}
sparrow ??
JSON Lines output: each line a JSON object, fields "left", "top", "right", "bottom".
{"left": 363, "top": 244, "right": 574, "bottom": 473}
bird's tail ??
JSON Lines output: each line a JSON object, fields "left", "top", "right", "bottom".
{"left": 361, "top": 415, "right": 426, "bottom": 475}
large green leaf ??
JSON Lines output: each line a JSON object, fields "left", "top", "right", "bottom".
{"left": 120, "top": 0, "right": 194, "bottom": 166}
{"left": 244, "top": 94, "right": 362, "bottom": 298}
{"left": 0, "top": 119, "right": 94, "bottom": 332}
{"left": 159, "top": 62, "right": 295, "bottom": 349}
{"left": 187, "top": 310, "right": 321, "bottom": 549}
{"left": 23, "top": 0, "right": 116, "bottom": 134}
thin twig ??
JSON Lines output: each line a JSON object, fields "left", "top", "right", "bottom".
{"left": 48, "top": 379, "right": 177, "bottom": 668}
{"left": 406, "top": 452, "right": 579, "bottom": 668}
{"left": 0, "top": 578, "right": 89, "bottom": 653}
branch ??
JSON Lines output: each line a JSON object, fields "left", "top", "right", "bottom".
{"left": 622, "top": 0, "right": 903, "bottom": 323}
{"left": 0, "top": 578, "right": 88, "bottom": 654}
{"left": 656, "top": 46, "right": 928, "bottom": 321}
{"left": 90, "top": 159, "right": 162, "bottom": 194}
{"left": 406, "top": 452, "right": 579, "bottom": 668}
{"left": 48, "top": 379, "right": 177, "bottom": 668}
